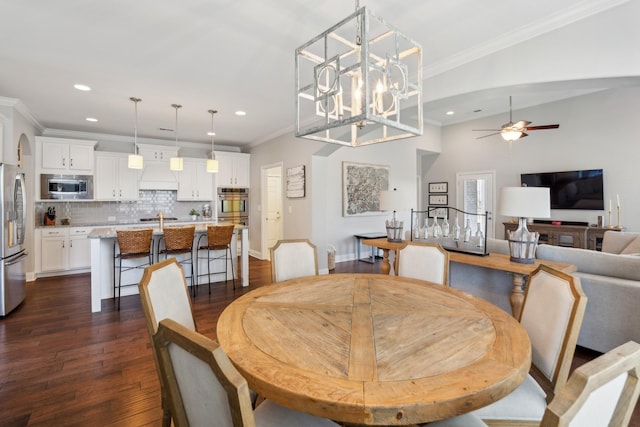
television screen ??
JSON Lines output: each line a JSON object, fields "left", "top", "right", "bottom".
{"left": 520, "top": 169, "right": 604, "bottom": 210}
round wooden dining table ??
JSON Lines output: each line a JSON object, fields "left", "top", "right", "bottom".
{"left": 216, "top": 274, "right": 531, "bottom": 426}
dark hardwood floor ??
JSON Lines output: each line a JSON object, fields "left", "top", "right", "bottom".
{"left": 0, "top": 257, "right": 637, "bottom": 426}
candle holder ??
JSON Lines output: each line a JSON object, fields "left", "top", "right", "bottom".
{"left": 615, "top": 206, "right": 623, "bottom": 229}
{"left": 606, "top": 210, "right": 614, "bottom": 229}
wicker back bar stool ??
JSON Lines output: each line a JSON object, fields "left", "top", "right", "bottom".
{"left": 157, "top": 226, "right": 196, "bottom": 296}
{"left": 196, "top": 224, "right": 236, "bottom": 294}
{"left": 114, "top": 228, "right": 154, "bottom": 310}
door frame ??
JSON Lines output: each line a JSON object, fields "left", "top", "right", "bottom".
{"left": 260, "top": 162, "right": 283, "bottom": 260}
{"left": 455, "top": 170, "right": 496, "bottom": 239}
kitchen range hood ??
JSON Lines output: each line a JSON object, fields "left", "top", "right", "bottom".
{"left": 138, "top": 163, "right": 179, "bottom": 190}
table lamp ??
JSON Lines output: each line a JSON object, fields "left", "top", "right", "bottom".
{"left": 499, "top": 186, "right": 550, "bottom": 263}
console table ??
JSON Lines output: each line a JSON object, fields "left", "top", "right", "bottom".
{"left": 362, "top": 238, "right": 576, "bottom": 318}
{"left": 504, "top": 222, "right": 586, "bottom": 248}
{"left": 354, "top": 232, "right": 387, "bottom": 263}
{"left": 504, "top": 222, "right": 622, "bottom": 251}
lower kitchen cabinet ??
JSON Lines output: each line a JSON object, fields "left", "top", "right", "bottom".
{"left": 38, "top": 227, "right": 93, "bottom": 274}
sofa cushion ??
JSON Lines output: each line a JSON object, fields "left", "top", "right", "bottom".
{"left": 536, "top": 244, "right": 640, "bottom": 282}
{"left": 601, "top": 231, "right": 640, "bottom": 254}
{"left": 620, "top": 236, "right": 640, "bottom": 255}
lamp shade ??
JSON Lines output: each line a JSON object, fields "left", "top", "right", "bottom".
{"left": 169, "top": 156, "right": 184, "bottom": 171}
{"left": 206, "top": 158, "right": 219, "bottom": 173}
{"left": 499, "top": 187, "right": 551, "bottom": 218}
{"left": 128, "top": 154, "right": 143, "bottom": 170}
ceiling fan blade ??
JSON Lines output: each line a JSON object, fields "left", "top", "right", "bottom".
{"left": 513, "top": 120, "right": 531, "bottom": 129}
{"left": 525, "top": 124, "right": 559, "bottom": 130}
{"left": 519, "top": 132, "right": 529, "bottom": 139}
{"left": 476, "top": 132, "right": 501, "bottom": 139}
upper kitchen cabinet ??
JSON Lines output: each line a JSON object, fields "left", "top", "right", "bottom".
{"left": 215, "top": 152, "right": 250, "bottom": 188}
{"left": 177, "top": 158, "right": 214, "bottom": 201}
{"left": 37, "top": 136, "right": 96, "bottom": 174}
{"left": 137, "top": 144, "right": 179, "bottom": 190}
{"left": 95, "top": 152, "right": 139, "bottom": 201}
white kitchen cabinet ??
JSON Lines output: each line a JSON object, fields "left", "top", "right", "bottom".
{"left": 138, "top": 144, "right": 179, "bottom": 190}
{"left": 39, "top": 227, "right": 93, "bottom": 273}
{"left": 37, "top": 137, "right": 96, "bottom": 174}
{"left": 95, "top": 153, "right": 139, "bottom": 201}
{"left": 68, "top": 228, "right": 92, "bottom": 270}
{"left": 215, "top": 152, "right": 250, "bottom": 188}
{"left": 177, "top": 158, "right": 214, "bottom": 201}
{"left": 40, "top": 228, "right": 68, "bottom": 272}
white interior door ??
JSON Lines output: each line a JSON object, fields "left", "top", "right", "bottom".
{"left": 456, "top": 171, "right": 496, "bottom": 239}
{"left": 261, "top": 164, "right": 283, "bottom": 260}
{"left": 266, "top": 170, "right": 282, "bottom": 255}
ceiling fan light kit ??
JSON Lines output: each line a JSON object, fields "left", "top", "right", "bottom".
{"left": 474, "top": 96, "right": 559, "bottom": 141}
{"left": 295, "top": 0, "right": 422, "bottom": 147}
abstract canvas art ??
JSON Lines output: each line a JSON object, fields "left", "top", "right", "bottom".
{"left": 342, "top": 161, "right": 389, "bottom": 216}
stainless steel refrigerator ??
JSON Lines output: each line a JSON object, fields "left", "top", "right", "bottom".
{"left": 0, "top": 164, "right": 27, "bottom": 316}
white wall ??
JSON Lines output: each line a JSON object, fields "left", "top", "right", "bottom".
{"left": 423, "top": 87, "right": 640, "bottom": 233}
{"left": 249, "top": 122, "right": 441, "bottom": 266}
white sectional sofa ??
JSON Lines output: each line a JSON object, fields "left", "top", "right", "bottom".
{"left": 449, "top": 232, "right": 640, "bottom": 354}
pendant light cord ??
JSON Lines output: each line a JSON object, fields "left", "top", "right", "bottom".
{"left": 130, "top": 97, "right": 142, "bottom": 155}
{"left": 209, "top": 109, "right": 217, "bottom": 159}
{"left": 172, "top": 104, "right": 182, "bottom": 149}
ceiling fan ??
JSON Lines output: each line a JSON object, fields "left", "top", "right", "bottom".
{"left": 473, "top": 96, "right": 559, "bottom": 141}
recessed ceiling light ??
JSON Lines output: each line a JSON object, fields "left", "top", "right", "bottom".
{"left": 235, "top": 110, "right": 246, "bottom": 116}
{"left": 74, "top": 84, "right": 91, "bottom": 91}
{"left": 85, "top": 117, "right": 98, "bottom": 122}
{"left": 446, "top": 111, "right": 454, "bottom": 115}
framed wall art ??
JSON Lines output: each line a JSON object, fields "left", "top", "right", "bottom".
{"left": 429, "top": 182, "right": 448, "bottom": 193}
{"left": 428, "top": 206, "right": 449, "bottom": 218}
{"left": 342, "top": 161, "right": 389, "bottom": 217}
{"left": 428, "top": 194, "right": 448, "bottom": 205}
{"left": 286, "top": 165, "right": 305, "bottom": 198}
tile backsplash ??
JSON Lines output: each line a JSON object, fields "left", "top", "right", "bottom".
{"left": 35, "top": 191, "right": 215, "bottom": 226}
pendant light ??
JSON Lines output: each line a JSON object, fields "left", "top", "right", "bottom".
{"left": 206, "top": 109, "right": 219, "bottom": 173}
{"left": 128, "top": 97, "right": 144, "bottom": 169}
{"left": 169, "top": 103, "right": 184, "bottom": 171}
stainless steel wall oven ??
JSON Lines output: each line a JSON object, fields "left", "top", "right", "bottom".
{"left": 218, "top": 187, "right": 248, "bottom": 226}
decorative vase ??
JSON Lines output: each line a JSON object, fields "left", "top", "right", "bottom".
{"left": 463, "top": 218, "right": 472, "bottom": 242}
{"left": 452, "top": 216, "right": 461, "bottom": 241}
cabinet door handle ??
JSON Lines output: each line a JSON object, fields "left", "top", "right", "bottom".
{"left": 70, "top": 158, "right": 74, "bottom": 167}
{"left": 62, "top": 158, "right": 66, "bottom": 167}
{"left": 62, "top": 241, "right": 65, "bottom": 248}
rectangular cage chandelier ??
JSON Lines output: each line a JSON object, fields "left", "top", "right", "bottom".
{"left": 295, "top": 4, "right": 422, "bottom": 147}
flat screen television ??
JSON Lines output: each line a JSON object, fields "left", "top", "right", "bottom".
{"left": 520, "top": 169, "right": 604, "bottom": 210}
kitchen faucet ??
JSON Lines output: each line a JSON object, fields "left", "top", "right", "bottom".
{"left": 157, "top": 211, "right": 164, "bottom": 229}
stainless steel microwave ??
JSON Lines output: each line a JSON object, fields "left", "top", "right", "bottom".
{"left": 40, "top": 174, "right": 93, "bottom": 200}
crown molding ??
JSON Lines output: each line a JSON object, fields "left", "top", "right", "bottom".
{"left": 0, "top": 96, "right": 44, "bottom": 132}
{"left": 424, "top": 0, "right": 630, "bottom": 79}
{"left": 41, "top": 128, "right": 239, "bottom": 151}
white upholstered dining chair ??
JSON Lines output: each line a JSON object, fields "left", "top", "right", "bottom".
{"left": 139, "top": 258, "right": 197, "bottom": 427}
{"left": 153, "top": 318, "right": 340, "bottom": 427}
{"left": 470, "top": 264, "right": 588, "bottom": 425}
{"left": 427, "top": 340, "right": 640, "bottom": 427}
{"left": 394, "top": 241, "right": 450, "bottom": 285}
{"left": 270, "top": 239, "right": 319, "bottom": 282}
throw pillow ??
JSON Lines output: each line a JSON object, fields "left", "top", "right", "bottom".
{"left": 621, "top": 236, "right": 640, "bottom": 255}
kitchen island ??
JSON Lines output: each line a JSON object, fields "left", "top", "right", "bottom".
{"left": 88, "top": 223, "right": 248, "bottom": 313}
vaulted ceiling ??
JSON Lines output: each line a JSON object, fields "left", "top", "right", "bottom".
{"left": 0, "top": 0, "right": 636, "bottom": 148}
